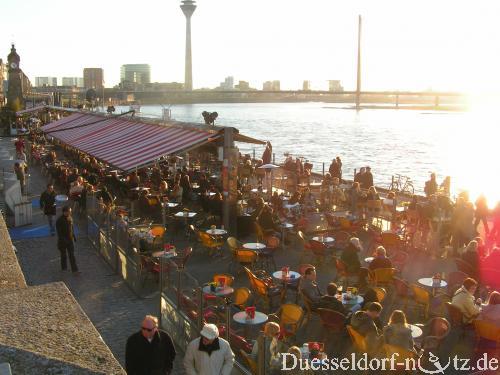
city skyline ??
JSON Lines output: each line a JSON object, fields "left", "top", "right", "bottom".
{"left": 1, "top": 0, "right": 500, "bottom": 92}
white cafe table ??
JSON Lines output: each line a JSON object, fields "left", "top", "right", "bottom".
{"left": 243, "top": 243, "right": 266, "bottom": 250}
{"left": 233, "top": 311, "right": 268, "bottom": 325}
{"left": 174, "top": 211, "right": 197, "bottom": 218}
{"left": 131, "top": 187, "right": 151, "bottom": 191}
{"left": 340, "top": 293, "right": 363, "bottom": 306}
{"left": 202, "top": 285, "right": 234, "bottom": 297}
{"left": 273, "top": 270, "right": 300, "bottom": 282}
{"left": 364, "top": 257, "right": 374, "bottom": 264}
{"left": 152, "top": 250, "right": 177, "bottom": 259}
{"left": 409, "top": 324, "right": 423, "bottom": 338}
{"left": 312, "top": 236, "right": 335, "bottom": 245}
{"left": 164, "top": 202, "right": 179, "bottom": 208}
{"left": 418, "top": 278, "right": 447, "bottom": 288}
{"left": 206, "top": 228, "right": 228, "bottom": 236}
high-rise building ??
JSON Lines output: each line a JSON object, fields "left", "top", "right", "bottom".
{"left": 62, "top": 77, "right": 84, "bottom": 87}
{"left": 35, "top": 77, "right": 57, "bottom": 87}
{"left": 263, "top": 80, "right": 280, "bottom": 91}
{"left": 328, "top": 80, "right": 344, "bottom": 92}
{"left": 219, "top": 76, "right": 234, "bottom": 90}
{"left": 83, "top": 68, "right": 104, "bottom": 89}
{"left": 235, "top": 80, "right": 250, "bottom": 90}
{"left": 302, "top": 80, "right": 311, "bottom": 91}
{"left": 180, "top": 0, "right": 196, "bottom": 91}
{"left": 120, "top": 64, "right": 151, "bottom": 85}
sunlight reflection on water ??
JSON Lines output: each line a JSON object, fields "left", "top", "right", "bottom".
{"left": 118, "top": 103, "right": 500, "bottom": 207}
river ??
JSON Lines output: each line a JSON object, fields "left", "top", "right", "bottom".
{"left": 116, "top": 102, "right": 499, "bottom": 207}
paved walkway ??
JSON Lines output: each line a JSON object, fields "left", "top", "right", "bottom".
{"left": 3, "top": 138, "right": 186, "bottom": 373}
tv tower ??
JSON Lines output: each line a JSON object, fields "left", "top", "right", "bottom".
{"left": 180, "top": 0, "right": 196, "bottom": 91}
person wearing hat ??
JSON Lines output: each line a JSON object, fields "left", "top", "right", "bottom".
{"left": 125, "top": 315, "right": 176, "bottom": 375}
{"left": 184, "top": 323, "right": 234, "bottom": 375}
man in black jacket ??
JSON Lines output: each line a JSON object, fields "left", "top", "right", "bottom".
{"left": 56, "top": 206, "right": 79, "bottom": 274}
{"left": 125, "top": 315, "right": 176, "bottom": 375}
{"left": 40, "top": 184, "right": 57, "bottom": 235}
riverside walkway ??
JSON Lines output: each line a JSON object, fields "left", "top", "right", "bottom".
{"left": 2, "top": 138, "right": 186, "bottom": 373}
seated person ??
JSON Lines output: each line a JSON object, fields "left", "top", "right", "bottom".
{"left": 289, "top": 191, "right": 301, "bottom": 205}
{"left": 136, "top": 190, "right": 151, "bottom": 218}
{"left": 369, "top": 246, "right": 393, "bottom": 271}
{"left": 461, "top": 240, "right": 479, "bottom": 276}
{"left": 341, "top": 237, "right": 362, "bottom": 274}
{"left": 299, "top": 267, "right": 323, "bottom": 306}
{"left": 360, "top": 287, "right": 381, "bottom": 310}
{"left": 258, "top": 205, "right": 280, "bottom": 235}
{"left": 350, "top": 302, "right": 383, "bottom": 355}
{"left": 366, "top": 186, "right": 380, "bottom": 201}
{"left": 451, "top": 278, "right": 482, "bottom": 323}
{"left": 383, "top": 310, "right": 414, "bottom": 352}
{"left": 97, "top": 186, "right": 114, "bottom": 207}
{"left": 318, "top": 283, "right": 347, "bottom": 315}
{"left": 250, "top": 322, "right": 283, "bottom": 374}
{"left": 479, "top": 291, "right": 500, "bottom": 326}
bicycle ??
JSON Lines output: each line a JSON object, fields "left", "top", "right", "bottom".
{"left": 388, "top": 174, "right": 415, "bottom": 195}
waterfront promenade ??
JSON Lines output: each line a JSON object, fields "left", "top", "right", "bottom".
{"left": 1, "top": 137, "right": 186, "bottom": 373}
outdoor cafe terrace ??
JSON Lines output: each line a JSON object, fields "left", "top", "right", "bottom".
{"left": 18, "top": 108, "right": 500, "bottom": 374}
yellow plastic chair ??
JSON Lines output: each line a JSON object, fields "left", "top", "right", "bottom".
{"left": 369, "top": 267, "right": 396, "bottom": 287}
{"left": 227, "top": 236, "right": 243, "bottom": 252}
{"left": 270, "top": 303, "right": 304, "bottom": 343}
{"left": 372, "top": 286, "right": 387, "bottom": 303}
{"left": 382, "top": 344, "right": 416, "bottom": 369}
{"left": 473, "top": 320, "right": 500, "bottom": 350}
{"left": 234, "top": 249, "right": 258, "bottom": 270}
{"left": 411, "top": 283, "right": 431, "bottom": 319}
{"left": 240, "top": 349, "right": 258, "bottom": 375}
{"left": 199, "top": 232, "right": 224, "bottom": 256}
{"left": 347, "top": 325, "right": 367, "bottom": 353}
{"left": 150, "top": 225, "right": 165, "bottom": 237}
{"left": 213, "top": 273, "right": 235, "bottom": 286}
{"left": 233, "top": 287, "right": 252, "bottom": 310}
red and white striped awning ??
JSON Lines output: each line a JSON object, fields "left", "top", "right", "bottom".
{"left": 42, "top": 113, "right": 216, "bottom": 171}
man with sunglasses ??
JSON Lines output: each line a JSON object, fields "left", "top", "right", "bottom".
{"left": 125, "top": 315, "right": 176, "bottom": 375}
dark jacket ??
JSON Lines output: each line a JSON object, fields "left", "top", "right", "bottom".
{"left": 318, "top": 295, "right": 347, "bottom": 315}
{"left": 125, "top": 330, "right": 176, "bottom": 375}
{"left": 368, "top": 256, "right": 392, "bottom": 271}
{"left": 383, "top": 324, "right": 414, "bottom": 351}
{"left": 56, "top": 215, "right": 75, "bottom": 243}
{"left": 341, "top": 244, "right": 361, "bottom": 273}
{"left": 351, "top": 311, "right": 381, "bottom": 355}
{"left": 40, "top": 190, "right": 57, "bottom": 216}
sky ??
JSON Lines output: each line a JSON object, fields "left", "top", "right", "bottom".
{"left": 2, "top": 0, "right": 500, "bottom": 92}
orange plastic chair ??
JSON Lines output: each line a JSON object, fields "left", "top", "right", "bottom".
{"left": 199, "top": 232, "right": 224, "bottom": 256}
{"left": 213, "top": 273, "right": 235, "bottom": 286}
{"left": 393, "top": 277, "right": 411, "bottom": 310}
{"left": 234, "top": 249, "right": 258, "bottom": 270}
{"left": 382, "top": 344, "right": 416, "bottom": 369}
{"left": 347, "top": 325, "right": 367, "bottom": 353}
{"left": 233, "top": 287, "right": 252, "bottom": 310}
{"left": 473, "top": 320, "right": 500, "bottom": 351}
{"left": 369, "top": 267, "right": 396, "bottom": 287}
{"left": 270, "top": 303, "right": 305, "bottom": 342}
{"left": 372, "top": 286, "right": 387, "bottom": 303}
{"left": 411, "top": 283, "right": 431, "bottom": 319}
{"left": 380, "top": 232, "right": 403, "bottom": 252}
{"left": 240, "top": 349, "right": 258, "bottom": 375}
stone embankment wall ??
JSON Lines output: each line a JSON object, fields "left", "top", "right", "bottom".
{"left": 0, "top": 216, "right": 125, "bottom": 374}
